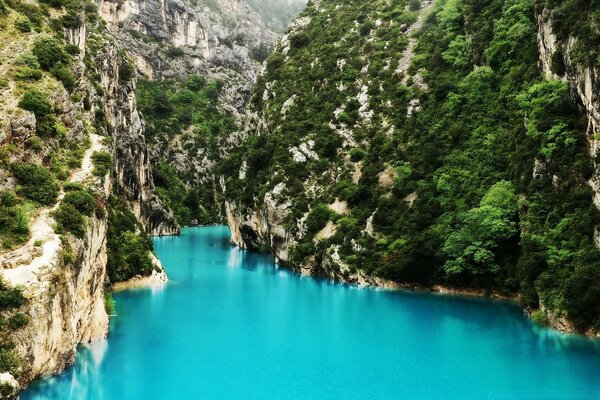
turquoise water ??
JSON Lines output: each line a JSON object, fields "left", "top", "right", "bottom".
{"left": 24, "top": 226, "right": 600, "bottom": 399}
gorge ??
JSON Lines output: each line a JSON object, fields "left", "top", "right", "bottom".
{"left": 21, "top": 227, "right": 600, "bottom": 399}
{"left": 0, "top": 0, "right": 600, "bottom": 397}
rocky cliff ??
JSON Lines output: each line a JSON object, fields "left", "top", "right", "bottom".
{"left": 535, "top": 6, "right": 600, "bottom": 213}
{"left": 2, "top": 138, "right": 111, "bottom": 393}
{"left": 223, "top": 0, "right": 600, "bottom": 336}
{"left": 98, "top": 0, "right": 278, "bottom": 116}
{"left": 0, "top": 0, "right": 176, "bottom": 395}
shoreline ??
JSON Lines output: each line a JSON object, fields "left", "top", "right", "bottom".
{"left": 111, "top": 269, "right": 169, "bottom": 291}
{"left": 295, "top": 255, "right": 600, "bottom": 339}
{"left": 161, "top": 225, "right": 599, "bottom": 339}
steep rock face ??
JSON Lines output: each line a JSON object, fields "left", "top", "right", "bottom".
{"left": 536, "top": 8, "right": 600, "bottom": 210}
{"left": 4, "top": 193, "right": 110, "bottom": 388}
{"left": 98, "top": 46, "right": 179, "bottom": 236}
{"left": 98, "top": 0, "right": 278, "bottom": 114}
{"left": 0, "top": 4, "right": 178, "bottom": 393}
{"left": 224, "top": 0, "right": 600, "bottom": 336}
{"left": 0, "top": 128, "right": 112, "bottom": 390}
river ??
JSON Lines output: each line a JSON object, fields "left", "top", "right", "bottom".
{"left": 23, "top": 226, "right": 600, "bottom": 399}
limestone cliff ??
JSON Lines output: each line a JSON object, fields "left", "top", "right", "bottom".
{"left": 0, "top": 2, "right": 177, "bottom": 395}
{"left": 2, "top": 139, "right": 111, "bottom": 391}
{"left": 98, "top": 0, "right": 278, "bottom": 116}
{"left": 535, "top": 7, "right": 600, "bottom": 213}
{"left": 223, "top": 0, "right": 600, "bottom": 336}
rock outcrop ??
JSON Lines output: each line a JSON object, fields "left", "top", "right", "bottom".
{"left": 98, "top": 0, "right": 278, "bottom": 117}
{"left": 0, "top": 6, "right": 178, "bottom": 394}
{"left": 535, "top": 8, "right": 600, "bottom": 211}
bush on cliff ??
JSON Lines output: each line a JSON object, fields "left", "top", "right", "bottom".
{"left": 12, "top": 163, "right": 60, "bottom": 205}
{"left": 106, "top": 195, "right": 154, "bottom": 282}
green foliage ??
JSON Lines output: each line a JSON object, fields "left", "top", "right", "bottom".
{"left": 14, "top": 15, "right": 32, "bottom": 32}
{"left": 443, "top": 181, "right": 518, "bottom": 283}
{"left": 0, "top": 346, "right": 19, "bottom": 375}
{"left": 18, "top": 89, "right": 52, "bottom": 119}
{"left": 530, "top": 309, "right": 548, "bottom": 326}
{"left": 91, "top": 151, "right": 112, "bottom": 177}
{"left": 119, "top": 57, "right": 135, "bottom": 84}
{"left": 32, "top": 36, "right": 69, "bottom": 71}
{"left": 0, "top": 193, "right": 30, "bottom": 248}
{"left": 164, "top": 46, "right": 184, "bottom": 58}
{"left": 52, "top": 203, "right": 86, "bottom": 238}
{"left": 62, "top": 190, "right": 95, "bottom": 216}
{"left": 14, "top": 54, "right": 42, "bottom": 81}
{"left": 104, "top": 292, "right": 116, "bottom": 315}
{"left": 8, "top": 313, "right": 29, "bottom": 330}
{"left": 50, "top": 63, "right": 76, "bottom": 92}
{"left": 0, "top": 281, "right": 25, "bottom": 312}
{"left": 222, "top": 0, "right": 600, "bottom": 332}
{"left": 106, "top": 195, "right": 154, "bottom": 282}
{"left": 305, "top": 204, "right": 333, "bottom": 235}
{"left": 12, "top": 163, "right": 60, "bottom": 205}
{"left": 136, "top": 75, "right": 234, "bottom": 224}
{"left": 349, "top": 148, "right": 367, "bottom": 162}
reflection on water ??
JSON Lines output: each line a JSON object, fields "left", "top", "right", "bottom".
{"left": 26, "top": 341, "right": 107, "bottom": 400}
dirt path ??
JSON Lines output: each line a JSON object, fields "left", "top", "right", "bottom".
{"left": 1, "top": 134, "right": 105, "bottom": 286}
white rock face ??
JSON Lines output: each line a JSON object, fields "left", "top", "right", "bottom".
{"left": 0, "top": 139, "right": 111, "bottom": 387}
{"left": 536, "top": 9, "right": 600, "bottom": 221}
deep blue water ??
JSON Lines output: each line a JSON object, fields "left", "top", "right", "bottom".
{"left": 23, "top": 226, "right": 600, "bottom": 399}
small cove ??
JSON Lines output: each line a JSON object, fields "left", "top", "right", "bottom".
{"left": 23, "top": 226, "right": 600, "bottom": 399}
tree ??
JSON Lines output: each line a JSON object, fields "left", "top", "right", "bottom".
{"left": 443, "top": 181, "right": 518, "bottom": 278}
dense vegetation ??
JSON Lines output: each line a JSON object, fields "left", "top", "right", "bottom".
{"left": 106, "top": 194, "right": 156, "bottom": 282}
{"left": 223, "top": 0, "right": 600, "bottom": 333}
{"left": 137, "top": 76, "right": 235, "bottom": 225}
{"left": 0, "top": 278, "right": 28, "bottom": 390}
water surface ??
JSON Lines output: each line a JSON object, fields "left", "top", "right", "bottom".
{"left": 24, "top": 226, "right": 600, "bottom": 399}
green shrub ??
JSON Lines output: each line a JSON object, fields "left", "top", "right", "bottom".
{"left": 119, "top": 58, "right": 135, "bottom": 83}
{"left": 32, "top": 36, "right": 69, "bottom": 70}
{"left": 8, "top": 313, "right": 29, "bottom": 330}
{"left": 14, "top": 15, "right": 32, "bottom": 32}
{"left": 91, "top": 151, "right": 112, "bottom": 177}
{"left": 52, "top": 203, "right": 85, "bottom": 238}
{"left": 14, "top": 54, "right": 40, "bottom": 69}
{"left": 104, "top": 292, "right": 116, "bottom": 314}
{"left": 0, "top": 192, "right": 17, "bottom": 207}
{"left": 18, "top": 89, "right": 52, "bottom": 119}
{"left": 349, "top": 147, "right": 367, "bottom": 162}
{"left": 36, "top": 116, "right": 67, "bottom": 138}
{"left": 65, "top": 44, "right": 80, "bottom": 56}
{"left": 26, "top": 137, "right": 43, "bottom": 152}
{"left": 14, "top": 66, "right": 43, "bottom": 81}
{"left": 106, "top": 196, "right": 154, "bottom": 282}
{"left": 290, "top": 32, "right": 310, "bottom": 48}
{"left": 50, "top": 63, "right": 76, "bottom": 92}
{"left": 12, "top": 163, "right": 59, "bottom": 205}
{"left": 164, "top": 46, "right": 184, "bottom": 58}
{"left": 408, "top": 0, "right": 421, "bottom": 11}
{"left": 0, "top": 280, "right": 26, "bottom": 312}
{"left": 530, "top": 310, "right": 548, "bottom": 327}
{"left": 62, "top": 190, "right": 95, "bottom": 216}
{"left": 305, "top": 204, "right": 333, "bottom": 235}
{"left": 0, "top": 347, "right": 19, "bottom": 374}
